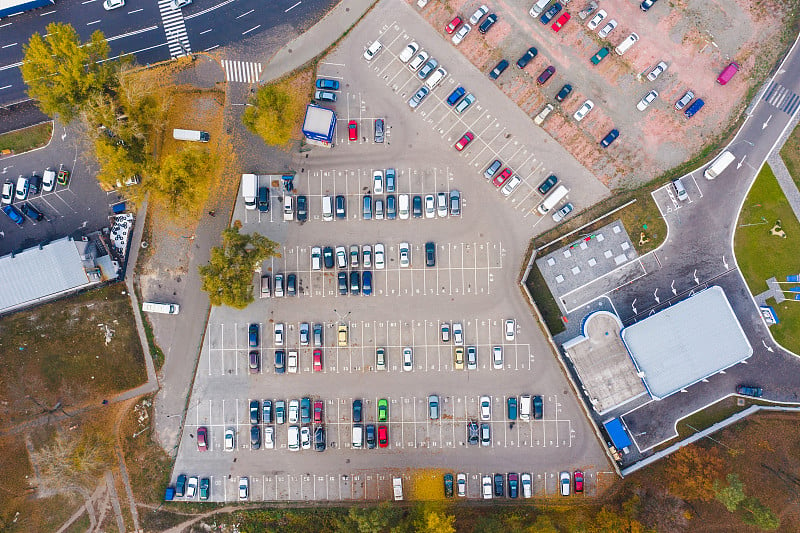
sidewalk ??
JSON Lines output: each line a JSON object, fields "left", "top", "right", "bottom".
{"left": 259, "top": 0, "right": 377, "bottom": 84}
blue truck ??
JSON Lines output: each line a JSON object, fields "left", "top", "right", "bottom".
{"left": 0, "top": 0, "right": 55, "bottom": 19}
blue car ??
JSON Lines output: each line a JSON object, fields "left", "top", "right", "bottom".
{"left": 248, "top": 324, "right": 259, "bottom": 347}
{"left": 362, "top": 271, "right": 372, "bottom": 295}
{"left": 684, "top": 98, "right": 705, "bottom": 118}
{"left": 385, "top": 168, "right": 396, "bottom": 193}
{"left": 274, "top": 350, "right": 286, "bottom": 374}
{"left": 540, "top": 2, "right": 562, "bottom": 24}
{"left": 316, "top": 78, "right": 340, "bottom": 90}
{"left": 600, "top": 129, "right": 619, "bottom": 148}
{"left": 362, "top": 195, "right": 372, "bottom": 220}
{"left": 2, "top": 205, "right": 24, "bottom": 226}
{"left": 446, "top": 86, "right": 466, "bottom": 106}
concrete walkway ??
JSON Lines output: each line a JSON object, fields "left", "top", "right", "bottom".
{"left": 767, "top": 151, "right": 800, "bottom": 222}
{"left": 259, "top": 0, "right": 377, "bottom": 83}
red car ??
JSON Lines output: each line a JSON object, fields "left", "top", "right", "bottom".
{"left": 197, "top": 427, "right": 208, "bottom": 451}
{"left": 552, "top": 13, "right": 570, "bottom": 32}
{"left": 492, "top": 167, "right": 513, "bottom": 187}
{"left": 314, "top": 400, "right": 324, "bottom": 423}
{"left": 454, "top": 131, "right": 474, "bottom": 151}
{"left": 445, "top": 16, "right": 462, "bottom": 34}
{"left": 313, "top": 348, "right": 323, "bottom": 372}
{"left": 378, "top": 425, "right": 389, "bottom": 448}
{"left": 574, "top": 470, "right": 584, "bottom": 492}
{"left": 348, "top": 120, "right": 358, "bottom": 141}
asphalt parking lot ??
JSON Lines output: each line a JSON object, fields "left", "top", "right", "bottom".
{"left": 170, "top": 1, "right": 611, "bottom": 502}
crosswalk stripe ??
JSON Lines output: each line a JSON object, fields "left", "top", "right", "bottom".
{"left": 762, "top": 81, "right": 800, "bottom": 116}
{"left": 221, "top": 60, "right": 263, "bottom": 83}
{"left": 157, "top": 0, "right": 192, "bottom": 58}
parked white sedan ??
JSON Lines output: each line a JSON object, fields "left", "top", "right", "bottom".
{"left": 573, "top": 99, "right": 594, "bottom": 122}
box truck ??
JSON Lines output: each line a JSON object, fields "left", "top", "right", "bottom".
{"left": 142, "top": 302, "right": 180, "bottom": 314}
{"left": 703, "top": 150, "right": 735, "bottom": 180}
{"left": 172, "top": 129, "right": 210, "bottom": 142}
{"left": 537, "top": 185, "right": 569, "bottom": 215}
{"left": 241, "top": 174, "right": 258, "bottom": 210}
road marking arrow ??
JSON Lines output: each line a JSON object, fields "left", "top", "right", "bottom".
{"left": 654, "top": 288, "right": 660, "bottom": 304}
{"left": 631, "top": 298, "right": 637, "bottom": 315}
{"left": 693, "top": 269, "right": 699, "bottom": 284}
{"left": 737, "top": 155, "right": 746, "bottom": 169}
{"left": 763, "top": 114, "right": 772, "bottom": 129}
{"left": 722, "top": 256, "right": 729, "bottom": 269}
{"left": 762, "top": 339, "right": 774, "bottom": 353}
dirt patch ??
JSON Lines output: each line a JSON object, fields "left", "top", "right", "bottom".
{"left": 412, "top": 0, "right": 799, "bottom": 189}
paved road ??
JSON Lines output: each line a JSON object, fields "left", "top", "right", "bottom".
{"left": 0, "top": 0, "right": 336, "bottom": 106}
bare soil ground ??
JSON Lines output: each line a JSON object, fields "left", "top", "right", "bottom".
{"left": 414, "top": 0, "right": 798, "bottom": 189}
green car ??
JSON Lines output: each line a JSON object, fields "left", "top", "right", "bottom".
{"left": 378, "top": 399, "right": 389, "bottom": 422}
{"left": 591, "top": 47, "right": 610, "bottom": 65}
{"left": 199, "top": 477, "right": 209, "bottom": 500}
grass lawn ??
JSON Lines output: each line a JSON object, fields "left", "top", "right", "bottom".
{"left": 780, "top": 123, "right": 800, "bottom": 190}
{"left": 0, "top": 122, "right": 53, "bottom": 154}
{"left": 0, "top": 283, "right": 146, "bottom": 427}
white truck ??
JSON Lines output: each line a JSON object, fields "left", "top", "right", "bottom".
{"left": 392, "top": 477, "right": 404, "bottom": 500}
{"left": 537, "top": 185, "right": 570, "bottom": 215}
{"left": 172, "top": 129, "right": 210, "bottom": 142}
{"left": 142, "top": 302, "right": 180, "bottom": 314}
{"left": 241, "top": 174, "right": 258, "bottom": 210}
{"left": 703, "top": 150, "right": 735, "bottom": 180}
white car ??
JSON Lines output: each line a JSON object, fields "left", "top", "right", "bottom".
{"left": 647, "top": 61, "right": 668, "bottom": 81}
{"left": 288, "top": 399, "right": 300, "bottom": 424}
{"left": 363, "top": 40, "right": 382, "bottom": 61}
{"left": 287, "top": 350, "right": 298, "bottom": 373}
{"left": 586, "top": 9, "right": 606, "bottom": 30}
{"left": 224, "top": 428, "right": 235, "bottom": 451}
{"left": 505, "top": 319, "right": 516, "bottom": 341}
{"left": 598, "top": 19, "right": 617, "bottom": 38}
{"left": 424, "top": 194, "right": 435, "bottom": 218}
{"left": 171, "top": 0, "right": 191, "bottom": 8}
{"left": 637, "top": 90, "right": 658, "bottom": 111}
{"left": 436, "top": 192, "right": 448, "bottom": 218}
{"left": 238, "top": 477, "right": 249, "bottom": 500}
{"left": 492, "top": 346, "right": 503, "bottom": 369}
{"left": 399, "top": 242, "right": 410, "bottom": 267}
{"left": 398, "top": 193, "right": 410, "bottom": 219}
{"left": 482, "top": 475, "right": 493, "bottom": 499}
{"left": 311, "top": 247, "right": 322, "bottom": 271}
{"left": 1, "top": 181, "right": 14, "bottom": 205}
{"left": 42, "top": 169, "right": 56, "bottom": 192}
{"left": 335, "top": 245, "right": 347, "bottom": 269}
{"left": 288, "top": 425, "right": 300, "bottom": 450}
{"left": 362, "top": 244, "right": 372, "bottom": 268}
{"left": 501, "top": 175, "right": 521, "bottom": 196}
{"left": 300, "top": 426, "right": 311, "bottom": 449}
{"left": 374, "top": 243, "right": 385, "bottom": 269}
{"left": 573, "top": 99, "right": 594, "bottom": 122}
{"left": 552, "top": 202, "right": 574, "bottom": 222}
{"left": 451, "top": 24, "right": 471, "bottom": 45}
{"left": 559, "top": 471, "right": 571, "bottom": 496}
{"left": 264, "top": 426, "right": 275, "bottom": 449}
{"left": 480, "top": 395, "right": 491, "bottom": 420}
{"left": 398, "top": 42, "right": 418, "bottom": 63}
{"left": 409, "top": 51, "right": 429, "bottom": 71}
{"left": 469, "top": 4, "right": 488, "bottom": 24}
{"left": 457, "top": 473, "right": 467, "bottom": 497}
{"left": 300, "top": 322, "right": 310, "bottom": 345}
{"left": 186, "top": 476, "right": 198, "bottom": 498}
{"left": 521, "top": 473, "right": 532, "bottom": 498}
{"left": 373, "top": 170, "right": 383, "bottom": 194}
{"left": 102, "top": 0, "right": 124, "bottom": 10}
{"left": 402, "top": 347, "right": 413, "bottom": 371}
{"left": 15, "top": 176, "right": 29, "bottom": 200}
{"left": 274, "top": 323, "right": 284, "bottom": 346}
{"left": 453, "top": 322, "right": 463, "bottom": 345}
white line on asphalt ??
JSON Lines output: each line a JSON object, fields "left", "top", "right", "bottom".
{"left": 284, "top": 1, "right": 301, "bottom": 12}
{"left": 236, "top": 8, "right": 254, "bottom": 18}
{"left": 242, "top": 25, "right": 260, "bottom": 35}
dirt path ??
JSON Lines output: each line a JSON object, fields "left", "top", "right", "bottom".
{"left": 113, "top": 398, "right": 142, "bottom": 532}
{"left": 134, "top": 503, "right": 241, "bottom": 533}
{"left": 105, "top": 470, "right": 126, "bottom": 533}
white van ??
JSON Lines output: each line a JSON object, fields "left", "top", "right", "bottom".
{"left": 519, "top": 394, "right": 532, "bottom": 420}
{"left": 283, "top": 195, "right": 294, "bottom": 221}
{"left": 260, "top": 275, "right": 271, "bottom": 298}
{"left": 537, "top": 185, "right": 569, "bottom": 215}
{"left": 352, "top": 424, "right": 363, "bottom": 448}
{"left": 393, "top": 477, "right": 404, "bottom": 500}
{"left": 534, "top": 104, "right": 554, "bottom": 126}
{"left": 142, "top": 302, "right": 180, "bottom": 314}
{"left": 288, "top": 426, "right": 300, "bottom": 451}
{"left": 529, "top": 0, "right": 550, "bottom": 17}
{"left": 241, "top": 173, "right": 258, "bottom": 210}
{"left": 322, "top": 195, "right": 333, "bottom": 221}
{"left": 398, "top": 194, "right": 410, "bottom": 219}
{"left": 615, "top": 33, "right": 639, "bottom": 55}
{"left": 363, "top": 40, "right": 382, "bottom": 61}
{"left": 703, "top": 150, "right": 735, "bottom": 180}
{"left": 673, "top": 178, "right": 688, "bottom": 201}
{"left": 425, "top": 67, "right": 448, "bottom": 89}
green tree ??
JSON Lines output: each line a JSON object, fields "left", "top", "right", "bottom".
{"left": 667, "top": 445, "right": 725, "bottom": 501}
{"left": 242, "top": 81, "right": 307, "bottom": 146}
{"left": 199, "top": 223, "right": 280, "bottom": 308}
{"left": 336, "top": 503, "right": 403, "bottom": 533}
{"left": 714, "top": 473, "right": 746, "bottom": 512}
{"left": 741, "top": 497, "right": 780, "bottom": 531}
{"left": 21, "top": 23, "right": 118, "bottom": 122}
{"left": 146, "top": 146, "right": 214, "bottom": 214}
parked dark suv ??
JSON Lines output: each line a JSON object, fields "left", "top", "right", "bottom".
{"left": 538, "top": 175, "right": 558, "bottom": 195}
{"left": 425, "top": 242, "right": 436, "bottom": 267}
{"left": 489, "top": 59, "right": 509, "bottom": 80}
{"left": 537, "top": 66, "right": 556, "bottom": 85}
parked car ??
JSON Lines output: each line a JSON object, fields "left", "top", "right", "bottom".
{"left": 374, "top": 118, "right": 384, "bottom": 143}
{"left": 316, "top": 78, "right": 340, "bottom": 90}
{"left": 454, "top": 132, "right": 474, "bottom": 151}
{"left": 451, "top": 24, "right": 471, "bottom": 45}
{"left": 559, "top": 471, "right": 571, "bottom": 496}
{"left": 538, "top": 174, "right": 558, "bottom": 194}
{"left": 737, "top": 385, "right": 763, "bottom": 397}
{"left": 447, "top": 86, "right": 466, "bottom": 106}
{"left": 444, "top": 473, "right": 454, "bottom": 498}
{"left": 675, "top": 90, "right": 694, "bottom": 110}
{"left": 533, "top": 395, "right": 544, "bottom": 419}
{"left": 540, "top": 2, "right": 561, "bottom": 24}
{"left": 637, "top": 90, "right": 658, "bottom": 111}
{"left": 551, "top": 12, "right": 570, "bottom": 32}
{"left": 489, "top": 59, "right": 509, "bottom": 79}
{"left": 455, "top": 93, "right": 475, "bottom": 113}
{"left": 574, "top": 470, "right": 584, "bottom": 492}
{"left": 408, "top": 86, "right": 430, "bottom": 108}
{"left": 516, "top": 47, "right": 538, "bottom": 69}
{"left": 573, "top": 99, "right": 594, "bottom": 121}
{"left": 398, "top": 42, "right": 418, "bottom": 63}
{"left": 600, "top": 129, "right": 619, "bottom": 148}
{"left": 590, "top": 47, "right": 610, "bottom": 65}
{"left": 348, "top": 120, "right": 358, "bottom": 141}
{"left": 20, "top": 203, "right": 43, "bottom": 221}
{"left": 598, "top": 19, "right": 617, "bottom": 38}
{"left": 508, "top": 473, "right": 519, "bottom": 498}
{"left": 248, "top": 351, "right": 260, "bottom": 373}
{"left": 587, "top": 9, "right": 606, "bottom": 30}
{"left": 537, "top": 65, "right": 556, "bottom": 84}
{"left": 478, "top": 13, "right": 497, "bottom": 33}
{"left": 418, "top": 58, "right": 438, "bottom": 79}
{"left": 409, "top": 51, "right": 428, "bottom": 71}
{"left": 556, "top": 83, "right": 573, "bottom": 102}
{"left": 469, "top": 4, "right": 488, "bottom": 24}
{"left": 467, "top": 421, "right": 480, "bottom": 445}
{"left": 315, "top": 90, "right": 336, "bottom": 102}
{"left": 552, "top": 202, "right": 574, "bottom": 222}
{"left": 647, "top": 61, "right": 668, "bottom": 81}
{"left": 445, "top": 16, "right": 462, "bottom": 34}
{"left": 3, "top": 205, "right": 24, "bottom": 226}
{"left": 425, "top": 241, "right": 436, "bottom": 267}
{"left": 197, "top": 426, "right": 208, "bottom": 451}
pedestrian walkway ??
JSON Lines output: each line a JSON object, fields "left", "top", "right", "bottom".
{"left": 767, "top": 152, "right": 800, "bottom": 222}
{"left": 762, "top": 81, "right": 800, "bottom": 116}
{"left": 157, "top": 0, "right": 192, "bottom": 58}
{"left": 222, "top": 60, "right": 263, "bottom": 83}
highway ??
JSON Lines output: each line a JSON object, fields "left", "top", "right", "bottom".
{"left": 0, "top": 0, "right": 335, "bottom": 105}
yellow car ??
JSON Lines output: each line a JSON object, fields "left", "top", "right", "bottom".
{"left": 454, "top": 347, "right": 464, "bottom": 370}
{"left": 337, "top": 324, "right": 348, "bottom": 347}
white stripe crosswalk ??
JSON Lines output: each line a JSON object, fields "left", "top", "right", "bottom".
{"left": 222, "top": 60, "right": 263, "bottom": 83}
{"left": 157, "top": 0, "right": 192, "bottom": 58}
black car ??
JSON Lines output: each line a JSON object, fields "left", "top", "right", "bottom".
{"left": 540, "top": 2, "right": 562, "bottom": 24}
{"left": 508, "top": 473, "right": 519, "bottom": 498}
{"left": 444, "top": 474, "right": 454, "bottom": 498}
{"left": 350, "top": 271, "right": 360, "bottom": 295}
{"left": 365, "top": 424, "right": 377, "bottom": 449}
{"left": 29, "top": 173, "right": 41, "bottom": 195}
{"left": 516, "top": 46, "right": 538, "bottom": 69}
{"left": 296, "top": 195, "right": 308, "bottom": 221}
{"left": 489, "top": 59, "right": 509, "bottom": 80}
{"left": 374, "top": 118, "right": 385, "bottom": 143}
{"left": 274, "top": 350, "right": 286, "bottom": 374}
{"left": 425, "top": 242, "right": 436, "bottom": 267}
{"left": 640, "top": 0, "right": 657, "bottom": 11}
{"left": 600, "top": 129, "right": 619, "bottom": 147}
{"left": 249, "top": 399, "right": 260, "bottom": 424}
{"left": 250, "top": 425, "right": 261, "bottom": 449}
{"left": 556, "top": 84, "right": 573, "bottom": 102}
{"left": 314, "top": 426, "right": 326, "bottom": 451}
{"left": 533, "top": 395, "right": 544, "bottom": 419}
{"left": 323, "top": 247, "right": 335, "bottom": 269}
{"left": 467, "top": 421, "right": 479, "bottom": 445}
{"left": 478, "top": 13, "right": 497, "bottom": 34}
{"left": 287, "top": 273, "right": 297, "bottom": 296}
{"left": 538, "top": 175, "right": 558, "bottom": 195}
{"left": 353, "top": 399, "right": 363, "bottom": 422}
{"left": 338, "top": 272, "right": 348, "bottom": 295}
{"left": 176, "top": 474, "right": 187, "bottom": 497}
{"left": 386, "top": 194, "right": 396, "bottom": 220}
{"left": 249, "top": 323, "right": 259, "bottom": 347}
{"left": 258, "top": 186, "right": 270, "bottom": 212}
{"left": 493, "top": 473, "right": 504, "bottom": 497}
{"left": 21, "top": 203, "right": 44, "bottom": 221}
{"left": 412, "top": 195, "right": 423, "bottom": 218}
{"left": 537, "top": 65, "right": 556, "bottom": 85}
{"left": 335, "top": 195, "right": 346, "bottom": 219}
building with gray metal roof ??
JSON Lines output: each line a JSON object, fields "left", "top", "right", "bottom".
{"left": 621, "top": 286, "right": 753, "bottom": 400}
